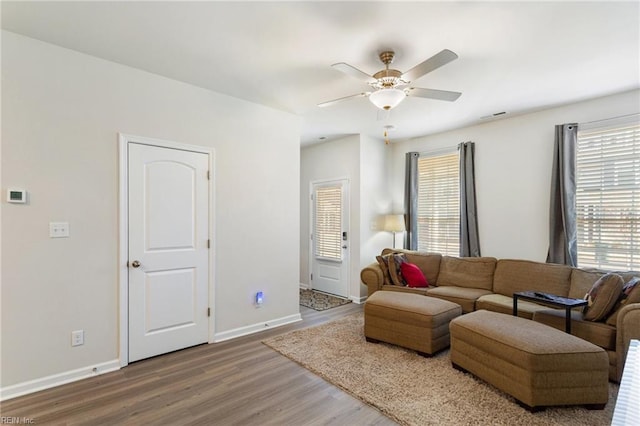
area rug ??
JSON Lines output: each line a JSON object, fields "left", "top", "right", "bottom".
{"left": 299, "top": 289, "right": 351, "bottom": 311}
{"left": 263, "top": 313, "right": 618, "bottom": 426}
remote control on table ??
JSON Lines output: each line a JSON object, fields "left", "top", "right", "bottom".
{"left": 534, "top": 292, "right": 553, "bottom": 299}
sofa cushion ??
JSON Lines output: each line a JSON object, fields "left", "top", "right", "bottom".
{"left": 401, "top": 262, "right": 429, "bottom": 288}
{"left": 436, "top": 256, "right": 497, "bottom": 291}
{"left": 583, "top": 273, "right": 624, "bottom": 321}
{"left": 426, "top": 286, "right": 492, "bottom": 313}
{"left": 381, "top": 284, "right": 430, "bottom": 296}
{"left": 569, "top": 269, "right": 604, "bottom": 299}
{"left": 475, "top": 293, "right": 551, "bottom": 319}
{"left": 605, "top": 276, "right": 640, "bottom": 326}
{"left": 492, "top": 259, "right": 572, "bottom": 297}
{"left": 533, "top": 309, "right": 617, "bottom": 351}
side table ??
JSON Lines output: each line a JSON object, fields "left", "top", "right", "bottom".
{"left": 513, "top": 291, "right": 588, "bottom": 334}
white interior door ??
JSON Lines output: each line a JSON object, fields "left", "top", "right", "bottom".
{"left": 128, "top": 142, "right": 209, "bottom": 362}
{"left": 311, "top": 179, "right": 349, "bottom": 298}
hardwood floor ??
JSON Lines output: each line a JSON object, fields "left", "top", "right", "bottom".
{"left": 1, "top": 303, "right": 397, "bottom": 425}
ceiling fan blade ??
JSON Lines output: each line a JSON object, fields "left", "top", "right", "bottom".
{"left": 401, "top": 49, "right": 458, "bottom": 82}
{"left": 331, "top": 62, "right": 377, "bottom": 84}
{"left": 406, "top": 87, "right": 462, "bottom": 102}
{"left": 318, "top": 92, "right": 370, "bottom": 108}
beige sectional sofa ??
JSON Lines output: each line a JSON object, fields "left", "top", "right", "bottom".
{"left": 360, "top": 248, "right": 640, "bottom": 382}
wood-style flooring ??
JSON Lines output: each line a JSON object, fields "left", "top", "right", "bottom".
{"left": 1, "top": 303, "right": 397, "bottom": 425}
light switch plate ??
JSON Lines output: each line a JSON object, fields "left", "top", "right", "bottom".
{"left": 50, "top": 222, "right": 70, "bottom": 238}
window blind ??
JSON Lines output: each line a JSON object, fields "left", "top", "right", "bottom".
{"left": 576, "top": 118, "right": 640, "bottom": 270}
{"left": 417, "top": 151, "right": 460, "bottom": 256}
{"left": 314, "top": 185, "right": 342, "bottom": 260}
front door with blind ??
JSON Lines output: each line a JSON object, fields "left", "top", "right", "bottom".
{"left": 311, "top": 179, "right": 349, "bottom": 298}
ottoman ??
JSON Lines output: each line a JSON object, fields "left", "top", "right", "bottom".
{"left": 449, "top": 310, "right": 609, "bottom": 411}
{"left": 364, "top": 291, "right": 462, "bottom": 356}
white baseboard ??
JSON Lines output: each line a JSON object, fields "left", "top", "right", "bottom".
{"left": 299, "top": 282, "right": 310, "bottom": 290}
{"left": 2, "top": 312, "right": 305, "bottom": 400}
{"left": 212, "top": 313, "right": 302, "bottom": 343}
{"left": 350, "top": 295, "right": 367, "bottom": 304}
{"left": 1, "top": 359, "right": 120, "bottom": 401}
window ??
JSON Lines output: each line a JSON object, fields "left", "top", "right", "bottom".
{"left": 314, "top": 184, "right": 342, "bottom": 260}
{"left": 576, "top": 116, "right": 640, "bottom": 270}
{"left": 416, "top": 149, "right": 460, "bottom": 256}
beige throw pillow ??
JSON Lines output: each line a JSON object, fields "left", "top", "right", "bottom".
{"left": 583, "top": 273, "right": 624, "bottom": 321}
{"left": 376, "top": 254, "right": 394, "bottom": 286}
{"left": 388, "top": 253, "right": 408, "bottom": 286}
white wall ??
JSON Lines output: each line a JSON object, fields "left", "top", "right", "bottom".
{"left": 300, "top": 134, "right": 391, "bottom": 300}
{"left": 1, "top": 31, "right": 302, "bottom": 390}
{"left": 390, "top": 90, "right": 640, "bottom": 261}
{"left": 359, "top": 134, "right": 393, "bottom": 293}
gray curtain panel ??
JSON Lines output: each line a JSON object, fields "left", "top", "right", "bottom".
{"left": 459, "top": 142, "right": 481, "bottom": 257}
{"left": 547, "top": 123, "right": 578, "bottom": 266}
{"left": 404, "top": 152, "right": 419, "bottom": 249}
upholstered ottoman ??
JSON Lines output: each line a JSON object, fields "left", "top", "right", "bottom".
{"left": 449, "top": 310, "right": 609, "bottom": 411}
{"left": 364, "top": 291, "right": 462, "bottom": 356}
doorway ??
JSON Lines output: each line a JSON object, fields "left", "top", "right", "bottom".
{"left": 119, "top": 135, "right": 212, "bottom": 364}
{"left": 310, "top": 178, "right": 350, "bottom": 298}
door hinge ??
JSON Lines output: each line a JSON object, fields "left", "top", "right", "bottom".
{"left": 310, "top": 273, "right": 313, "bottom": 281}
{"left": 207, "top": 170, "right": 210, "bottom": 180}
{"left": 310, "top": 234, "right": 313, "bottom": 240}
{"left": 207, "top": 239, "right": 210, "bottom": 249}
{"left": 207, "top": 307, "right": 211, "bottom": 317}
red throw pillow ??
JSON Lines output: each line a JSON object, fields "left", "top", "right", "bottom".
{"left": 400, "top": 262, "right": 429, "bottom": 288}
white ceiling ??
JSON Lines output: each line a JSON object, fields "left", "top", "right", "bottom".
{"left": 2, "top": 1, "right": 639, "bottom": 146}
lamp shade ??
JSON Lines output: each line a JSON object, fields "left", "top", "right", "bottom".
{"left": 383, "top": 214, "right": 406, "bottom": 232}
{"left": 369, "top": 89, "right": 406, "bottom": 110}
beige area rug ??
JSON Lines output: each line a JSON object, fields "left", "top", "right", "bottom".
{"left": 299, "top": 289, "right": 352, "bottom": 311}
{"left": 263, "top": 313, "right": 618, "bottom": 426}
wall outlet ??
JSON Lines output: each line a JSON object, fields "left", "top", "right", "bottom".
{"left": 71, "top": 330, "right": 84, "bottom": 346}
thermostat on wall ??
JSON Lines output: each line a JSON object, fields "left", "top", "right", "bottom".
{"left": 7, "top": 189, "right": 27, "bottom": 203}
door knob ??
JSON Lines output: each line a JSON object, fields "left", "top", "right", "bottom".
{"left": 130, "top": 260, "right": 141, "bottom": 268}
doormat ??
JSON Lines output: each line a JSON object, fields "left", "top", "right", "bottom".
{"left": 300, "top": 289, "right": 352, "bottom": 311}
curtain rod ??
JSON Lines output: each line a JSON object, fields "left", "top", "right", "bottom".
{"left": 579, "top": 112, "right": 639, "bottom": 126}
{"left": 417, "top": 145, "right": 458, "bottom": 157}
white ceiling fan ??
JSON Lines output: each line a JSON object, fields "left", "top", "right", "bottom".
{"left": 319, "top": 49, "right": 462, "bottom": 111}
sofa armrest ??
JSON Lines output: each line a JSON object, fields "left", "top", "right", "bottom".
{"left": 361, "top": 262, "right": 384, "bottom": 297}
{"left": 616, "top": 302, "right": 640, "bottom": 381}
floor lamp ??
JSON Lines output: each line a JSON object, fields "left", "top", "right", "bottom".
{"left": 383, "top": 214, "right": 406, "bottom": 248}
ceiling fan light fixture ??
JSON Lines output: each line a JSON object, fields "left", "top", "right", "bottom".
{"left": 369, "top": 88, "right": 406, "bottom": 110}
